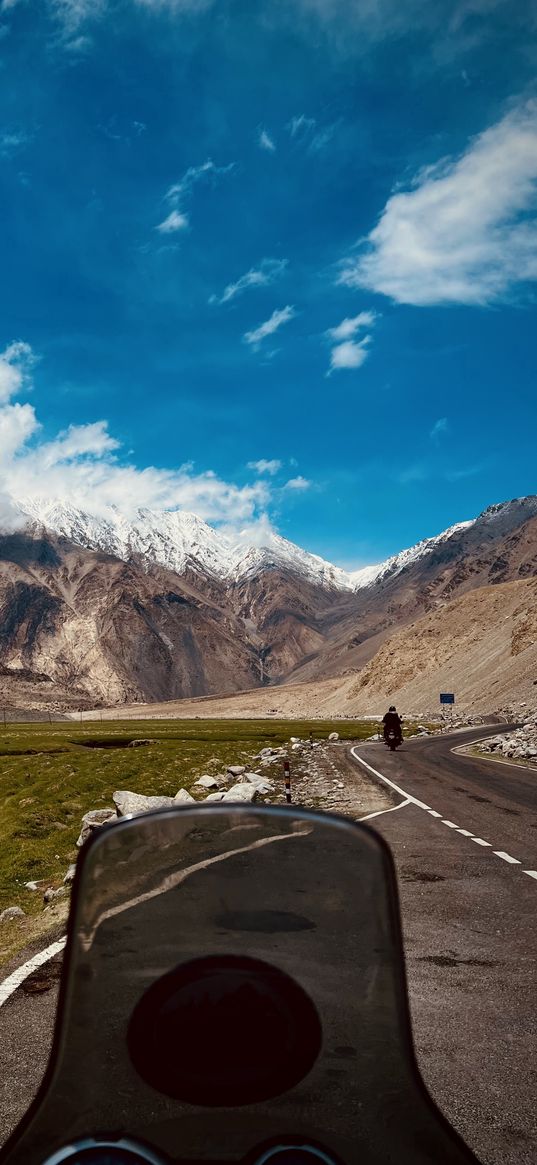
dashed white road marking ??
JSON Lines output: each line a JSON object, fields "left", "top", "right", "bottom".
{"left": 0, "top": 937, "right": 67, "bottom": 1009}
{"left": 351, "top": 746, "right": 534, "bottom": 883}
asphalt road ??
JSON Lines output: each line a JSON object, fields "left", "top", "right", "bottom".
{"left": 350, "top": 726, "right": 537, "bottom": 1165}
{"left": 0, "top": 726, "right": 535, "bottom": 1165}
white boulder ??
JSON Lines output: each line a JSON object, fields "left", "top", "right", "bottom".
{"left": 227, "top": 765, "right": 246, "bottom": 777}
{"left": 222, "top": 783, "right": 260, "bottom": 803}
{"left": 195, "top": 775, "right": 219, "bottom": 789}
{"left": 0, "top": 906, "right": 25, "bottom": 921}
{"left": 328, "top": 732, "right": 339, "bottom": 741}
{"left": 113, "top": 791, "right": 175, "bottom": 817}
{"left": 174, "top": 788, "right": 195, "bottom": 804}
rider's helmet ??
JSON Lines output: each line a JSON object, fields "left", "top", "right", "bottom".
{"left": 389, "top": 705, "right": 396, "bottom": 712}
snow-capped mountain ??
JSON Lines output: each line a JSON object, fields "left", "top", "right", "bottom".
{"left": 1, "top": 494, "right": 536, "bottom": 709}
{"left": 14, "top": 495, "right": 483, "bottom": 593}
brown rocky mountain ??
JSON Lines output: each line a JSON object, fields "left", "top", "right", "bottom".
{"left": 284, "top": 497, "right": 537, "bottom": 685}
{"left": 0, "top": 495, "right": 536, "bottom": 713}
{"left": 0, "top": 532, "right": 263, "bottom": 712}
{"left": 89, "top": 576, "right": 537, "bottom": 720}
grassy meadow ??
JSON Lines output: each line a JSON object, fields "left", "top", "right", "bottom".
{"left": 0, "top": 717, "right": 379, "bottom": 958}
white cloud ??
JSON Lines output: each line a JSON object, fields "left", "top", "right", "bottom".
{"left": 247, "top": 459, "right": 282, "bottom": 476}
{"left": 283, "top": 476, "right": 310, "bottom": 490}
{"left": 156, "top": 209, "right": 189, "bottom": 234}
{"left": 340, "top": 101, "right": 537, "bottom": 306}
{"left": 244, "top": 305, "right": 296, "bottom": 349}
{"left": 156, "top": 159, "right": 234, "bottom": 234}
{"left": 287, "top": 114, "right": 316, "bottom": 138}
{"left": 326, "top": 311, "right": 376, "bottom": 341}
{"left": 0, "top": 0, "right": 22, "bottom": 10}
{"left": 328, "top": 339, "right": 371, "bottom": 373}
{"left": 210, "top": 258, "right": 287, "bottom": 306}
{"left": 430, "top": 417, "right": 449, "bottom": 441}
{"left": 0, "top": 341, "right": 36, "bottom": 403}
{"left": 326, "top": 310, "right": 377, "bottom": 373}
{"left": 258, "top": 128, "right": 276, "bottom": 152}
{"left": 0, "top": 340, "right": 286, "bottom": 540}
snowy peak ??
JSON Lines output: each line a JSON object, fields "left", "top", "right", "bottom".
{"left": 12, "top": 495, "right": 537, "bottom": 594}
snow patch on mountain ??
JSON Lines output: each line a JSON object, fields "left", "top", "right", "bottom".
{"left": 14, "top": 495, "right": 482, "bottom": 593}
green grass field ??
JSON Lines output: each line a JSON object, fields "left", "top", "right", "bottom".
{"left": 0, "top": 718, "right": 379, "bottom": 942}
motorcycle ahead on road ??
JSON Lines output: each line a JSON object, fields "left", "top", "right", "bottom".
{"left": 0, "top": 804, "right": 480, "bottom": 1165}
{"left": 384, "top": 728, "right": 403, "bottom": 752}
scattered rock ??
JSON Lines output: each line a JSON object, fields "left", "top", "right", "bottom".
{"left": 43, "top": 886, "right": 67, "bottom": 904}
{"left": 194, "top": 775, "right": 219, "bottom": 789}
{"left": 174, "top": 788, "right": 195, "bottom": 804}
{"left": 328, "top": 732, "right": 339, "bottom": 742}
{"left": 63, "top": 864, "right": 77, "bottom": 884}
{"left": 243, "top": 774, "right": 274, "bottom": 794}
{"left": 127, "top": 739, "right": 157, "bottom": 748}
{"left": 366, "top": 733, "right": 382, "bottom": 742}
{"left": 24, "top": 881, "right": 39, "bottom": 891}
{"left": 76, "top": 807, "right": 117, "bottom": 846}
{"left": 113, "top": 791, "right": 175, "bottom": 817}
{"left": 0, "top": 906, "right": 25, "bottom": 922}
{"left": 221, "top": 783, "right": 260, "bottom": 803}
{"left": 204, "top": 791, "right": 226, "bottom": 802}
{"left": 226, "top": 765, "right": 246, "bottom": 777}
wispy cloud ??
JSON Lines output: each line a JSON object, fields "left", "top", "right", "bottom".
{"left": 430, "top": 417, "right": 449, "bottom": 441}
{"left": 326, "top": 310, "right": 378, "bottom": 374}
{"left": 247, "top": 459, "right": 282, "bottom": 476}
{"left": 156, "top": 158, "right": 234, "bottom": 234}
{"left": 287, "top": 114, "right": 316, "bottom": 138}
{"left": 257, "top": 127, "right": 276, "bottom": 152}
{"left": 210, "top": 258, "right": 287, "bottom": 306}
{"left": 244, "top": 305, "right": 296, "bottom": 349}
{"left": 340, "top": 101, "right": 537, "bottom": 306}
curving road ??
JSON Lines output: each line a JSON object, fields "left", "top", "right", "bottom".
{"left": 350, "top": 726, "right": 537, "bottom": 1165}
{"left": 0, "top": 726, "right": 535, "bottom": 1165}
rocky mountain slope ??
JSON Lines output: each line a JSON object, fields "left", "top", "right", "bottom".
{"left": 0, "top": 532, "right": 264, "bottom": 710}
{"left": 1, "top": 495, "right": 536, "bottom": 711}
{"left": 88, "top": 575, "right": 537, "bottom": 719}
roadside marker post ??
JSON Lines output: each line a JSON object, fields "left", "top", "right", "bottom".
{"left": 283, "top": 759, "right": 292, "bottom": 804}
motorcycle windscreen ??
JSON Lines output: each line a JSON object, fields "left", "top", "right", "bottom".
{"left": 2, "top": 806, "right": 476, "bottom": 1165}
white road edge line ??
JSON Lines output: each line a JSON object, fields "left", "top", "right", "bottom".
{"left": 358, "top": 798, "right": 412, "bottom": 822}
{"left": 350, "top": 748, "right": 431, "bottom": 810}
{"left": 0, "top": 937, "right": 67, "bottom": 1009}
{"left": 351, "top": 747, "right": 535, "bottom": 883}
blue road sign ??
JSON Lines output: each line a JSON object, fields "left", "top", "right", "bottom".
{"left": 440, "top": 693, "right": 455, "bottom": 705}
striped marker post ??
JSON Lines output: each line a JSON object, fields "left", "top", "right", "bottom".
{"left": 283, "top": 759, "right": 292, "bottom": 804}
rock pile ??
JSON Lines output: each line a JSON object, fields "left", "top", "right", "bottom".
{"left": 477, "top": 714, "right": 537, "bottom": 763}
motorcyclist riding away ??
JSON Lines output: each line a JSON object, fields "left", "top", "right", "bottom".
{"left": 382, "top": 705, "right": 403, "bottom": 744}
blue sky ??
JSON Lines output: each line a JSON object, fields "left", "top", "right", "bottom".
{"left": 0, "top": 0, "right": 536, "bottom": 567}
